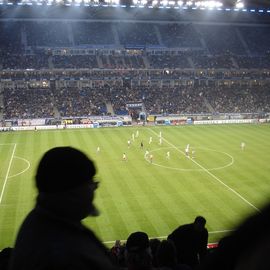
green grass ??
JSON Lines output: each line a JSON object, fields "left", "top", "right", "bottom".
{"left": 0, "top": 124, "right": 270, "bottom": 249}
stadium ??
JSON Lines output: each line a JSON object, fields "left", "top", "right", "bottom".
{"left": 0, "top": 0, "right": 270, "bottom": 268}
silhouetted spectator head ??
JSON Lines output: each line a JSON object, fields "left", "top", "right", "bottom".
{"left": 36, "top": 146, "right": 96, "bottom": 192}
{"left": 126, "top": 232, "right": 150, "bottom": 253}
{"left": 194, "top": 216, "right": 207, "bottom": 232}
{"left": 125, "top": 231, "right": 152, "bottom": 270}
{"left": 35, "top": 147, "right": 99, "bottom": 219}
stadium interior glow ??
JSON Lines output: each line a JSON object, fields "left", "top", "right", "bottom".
{"left": 0, "top": 0, "right": 268, "bottom": 13}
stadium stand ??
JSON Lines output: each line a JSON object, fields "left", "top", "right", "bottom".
{"left": 0, "top": 5, "right": 270, "bottom": 270}
{"left": 0, "top": 9, "right": 270, "bottom": 121}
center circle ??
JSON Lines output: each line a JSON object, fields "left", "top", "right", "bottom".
{"left": 144, "top": 146, "right": 234, "bottom": 171}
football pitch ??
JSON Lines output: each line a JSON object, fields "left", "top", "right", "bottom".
{"left": 0, "top": 124, "right": 270, "bottom": 249}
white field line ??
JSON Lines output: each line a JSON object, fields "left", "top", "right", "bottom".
{"left": 8, "top": 156, "right": 31, "bottom": 179}
{"left": 0, "top": 143, "right": 17, "bottom": 204}
{"left": 149, "top": 129, "right": 260, "bottom": 212}
{"left": 103, "top": 229, "right": 233, "bottom": 244}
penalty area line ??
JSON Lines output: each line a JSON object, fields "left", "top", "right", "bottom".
{"left": 148, "top": 129, "right": 260, "bottom": 213}
{"left": 0, "top": 143, "right": 17, "bottom": 204}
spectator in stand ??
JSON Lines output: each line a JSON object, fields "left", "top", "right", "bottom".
{"left": 125, "top": 231, "right": 154, "bottom": 270}
{"left": 199, "top": 202, "right": 270, "bottom": 270}
{"left": 0, "top": 247, "right": 13, "bottom": 270}
{"left": 9, "top": 147, "right": 118, "bottom": 270}
{"left": 156, "top": 240, "right": 191, "bottom": 270}
{"left": 168, "top": 216, "right": 208, "bottom": 269}
{"left": 149, "top": 238, "right": 161, "bottom": 268}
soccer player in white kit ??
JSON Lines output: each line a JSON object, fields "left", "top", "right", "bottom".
{"left": 166, "top": 151, "right": 170, "bottom": 160}
{"left": 241, "top": 142, "right": 245, "bottom": 150}
{"left": 145, "top": 150, "right": 149, "bottom": 158}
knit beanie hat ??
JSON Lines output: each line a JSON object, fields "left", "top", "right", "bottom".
{"left": 36, "top": 147, "right": 96, "bottom": 193}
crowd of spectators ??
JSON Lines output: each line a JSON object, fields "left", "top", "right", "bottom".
{"left": 239, "top": 26, "right": 270, "bottom": 55}
{"left": 52, "top": 55, "right": 99, "bottom": 69}
{"left": 0, "top": 19, "right": 270, "bottom": 119}
{"left": 3, "top": 88, "right": 54, "bottom": 119}
{"left": 157, "top": 23, "right": 201, "bottom": 48}
{"left": 148, "top": 55, "right": 190, "bottom": 69}
{"left": 25, "top": 22, "right": 70, "bottom": 47}
{"left": 203, "top": 84, "right": 270, "bottom": 113}
{"left": 71, "top": 22, "right": 115, "bottom": 45}
{"left": 117, "top": 23, "right": 159, "bottom": 46}
{"left": 1, "top": 20, "right": 270, "bottom": 70}
{"left": 2, "top": 83, "right": 269, "bottom": 119}
{"left": 100, "top": 55, "right": 145, "bottom": 69}
{"left": 2, "top": 54, "right": 49, "bottom": 70}
{"left": 2, "top": 52, "right": 270, "bottom": 70}
{"left": 53, "top": 87, "right": 108, "bottom": 117}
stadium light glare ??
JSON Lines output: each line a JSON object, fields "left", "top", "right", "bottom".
{"left": 152, "top": 0, "right": 158, "bottom": 5}
{"left": 177, "top": 0, "right": 183, "bottom": 6}
{"left": 235, "top": 1, "right": 244, "bottom": 9}
{"left": 162, "top": 0, "right": 168, "bottom": 6}
{"left": 168, "top": 0, "right": 175, "bottom": 5}
{"left": 186, "top": 1, "right": 193, "bottom": 6}
{"left": 199, "top": 1, "right": 223, "bottom": 8}
{"left": 141, "top": 0, "right": 147, "bottom": 5}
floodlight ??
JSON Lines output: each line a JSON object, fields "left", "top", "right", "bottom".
{"left": 186, "top": 1, "right": 193, "bottom": 6}
{"left": 235, "top": 1, "right": 244, "bottom": 9}
{"left": 162, "top": 0, "right": 168, "bottom": 5}
{"left": 141, "top": 0, "right": 147, "bottom": 5}
{"left": 133, "top": 0, "right": 138, "bottom": 4}
{"left": 177, "top": 0, "right": 183, "bottom": 6}
{"left": 168, "top": 0, "right": 174, "bottom": 5}
{"left": 152, "top": 0, "right": 158, "bottom": 5}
